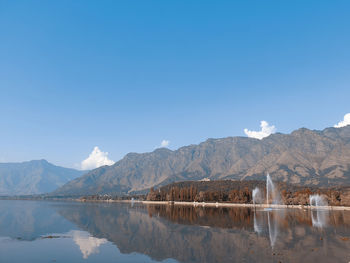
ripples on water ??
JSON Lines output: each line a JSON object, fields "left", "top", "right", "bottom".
{"left": 0, "top": 200, "right": 349, "bottom": 263}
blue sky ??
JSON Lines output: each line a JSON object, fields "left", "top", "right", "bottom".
{"left": 0, "top": 0, "right": 349, "bottom": 168}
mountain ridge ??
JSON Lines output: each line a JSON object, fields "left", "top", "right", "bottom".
{"left": 0, "top": 160, "right": 86, "bottom": 195}
{"left": 54, "top": 125, "right": 350, "bottom": 196}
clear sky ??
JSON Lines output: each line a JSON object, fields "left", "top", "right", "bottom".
{"left": 0, "top": 0, "right": 349, "bottom": 168}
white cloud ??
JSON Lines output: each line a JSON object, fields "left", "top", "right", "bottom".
{"left": 334, "top": 113, "right": 350, "bottom": 128}
{"left": 71, "top": 230, "right": 107, "bottom": 259}
{"left": 160, "top": 140, "right": 170, "bottom": 148}
{"left": 244, "top": 120, "right": 276, "bottom": 140}
{"left": 81, "top": 146, "right": 115, "bottom": 170}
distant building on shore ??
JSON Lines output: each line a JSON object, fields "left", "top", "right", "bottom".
{"left": 200, "top": 178, "right": 210, "bottom": 182}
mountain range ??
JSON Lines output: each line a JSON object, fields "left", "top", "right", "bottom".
{"left": 0, "top": 160, "right": 85, "bottom": 195}
{"left": 54, "top": 125, "right": 350, "bottom": 196}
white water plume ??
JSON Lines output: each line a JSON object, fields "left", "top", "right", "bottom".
{"left": 252, "top": 187, "right": 263, "bottom": 205}
{"left": 309, "top": 194, "right": 327, "bottom": 207}
{"left": 266, "top": 173, "right": 282, "bottom": 205}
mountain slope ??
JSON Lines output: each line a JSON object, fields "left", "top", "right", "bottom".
{"left": 54, "top": 126, "right": 350, "bottom": 195}
{"left": 0, "top": 160, "right": 86, "bottom": 195}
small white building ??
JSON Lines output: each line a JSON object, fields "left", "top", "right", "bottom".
{"left": 200, "top": 178, "right": 210, "bottom": 182}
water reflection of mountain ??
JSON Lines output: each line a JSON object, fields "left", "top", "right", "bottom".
{"left": 56, "top": 203, "right": 350, "bottom": 263}
{"left": 0, "top": 200, "right": 75, "bottom": 240}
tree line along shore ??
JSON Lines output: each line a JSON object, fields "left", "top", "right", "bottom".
{"left": 145, "top": 180, "right": 350, "bottom": 206}
{"left": 77, "top": 180, "right": 350, "bottom": 207}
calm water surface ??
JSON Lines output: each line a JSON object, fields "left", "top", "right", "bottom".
{"left": 0, "top": 200, "right": 350, "bottom": 263}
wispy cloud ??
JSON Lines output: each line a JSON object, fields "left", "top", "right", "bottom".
{"left": 81, "top": 146, "right": 115, "bottom": 170}
{"left": 244, "top": 121, "right": 276, "bottom": 140}
{"left": 334, "top": 113, "right": 350, "bottom": 128}
{"left": 160, "top": 140, "right": 170, "bottom": 148}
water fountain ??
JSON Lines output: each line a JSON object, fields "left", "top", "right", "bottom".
{"left": 252, "top": 176, "right": 330, "bottom": 248}
{"left": 309, "top": 194, "right": 327, "bottom": 207}
{"left": 251, "top": 174, "right": 282, "bottom": 208}
{"left": 253, "top": 174, "right": 284, "bottom": 247}
{"left": 266, "top": 173, "right": 282, "bottom": 206}
{"left": 252, "top": 187, "right": 263, "bottom": 205}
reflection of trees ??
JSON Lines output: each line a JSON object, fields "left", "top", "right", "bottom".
{"left": 1, "top": 200, "right": 350, "bottom": 262}
{"left": 55, "top": 203, "right": 350, "bottom": 263}
{"left": 147, "top": 205, "right": 253, "bottom": 230}
{"left": 57, "top": 203, "right": 270, "bottom": 263}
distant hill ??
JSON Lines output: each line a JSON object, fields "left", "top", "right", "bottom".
{"left": 0, "top": 160, "right": 86, "bottom": 195}
{"left": 54, "top": 125, "right": 350, "bottom": 196}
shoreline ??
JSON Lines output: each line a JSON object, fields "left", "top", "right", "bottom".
{"left": 140, "top": 200, "right": 350, "bottom": 210}
{"left": 1, "top": 198, "right": 350, "bottom": 210}
{"left": 77, "top": 199, "right": 350, "bottom": 210}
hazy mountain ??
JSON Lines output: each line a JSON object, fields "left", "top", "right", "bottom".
{"left": 54, "top": 126, "right": 350, "bottom": 195}
{"left": 0, "top": 160, "right": 85, "bottom": 195}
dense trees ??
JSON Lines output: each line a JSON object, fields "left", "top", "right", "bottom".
{"left": 146, "top": 180, "right": 350, "bottom": 206}
{"left": 147, "top": 181, "right": 256, "bottom": 203}
{"left": 73, "top": 180, "right": 350, "bottom": 206}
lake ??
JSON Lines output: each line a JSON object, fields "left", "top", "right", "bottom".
{"left": 0, "top": 200, "right": 349, "bottom": 263}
